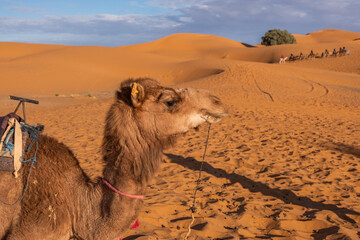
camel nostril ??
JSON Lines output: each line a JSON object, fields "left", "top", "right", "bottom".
{"left": 210, "top": 96, "right": 221, "bottom": 105}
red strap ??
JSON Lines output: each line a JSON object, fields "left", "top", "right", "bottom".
{"left": 118, "top": 220, "right": 140, "bottom": 240}
{"left": 131, "top": 220, "right": 140, "bottom": 229}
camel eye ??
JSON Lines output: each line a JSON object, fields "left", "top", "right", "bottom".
{"left": 164, "top": 100, "right": 177, "bottom": 108}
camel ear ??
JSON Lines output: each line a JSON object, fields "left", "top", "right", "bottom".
{"left": 130, "top": 82, "right": 145, "bottom": 108}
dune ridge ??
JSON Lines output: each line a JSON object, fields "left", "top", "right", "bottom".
{"left": 293, "top": 29, "right": 360, "bottom": 44}
{"left": 123, "top": 33, "right": 247, "bottom": 53}
{"left": 1, "top": 28, "right": 360, "bottom": 239}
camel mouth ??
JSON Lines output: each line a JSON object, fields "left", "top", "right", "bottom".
{"left": 202, "top": 112, "right": 228, "bottom": 123}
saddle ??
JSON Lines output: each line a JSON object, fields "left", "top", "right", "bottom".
{"left": 0, "top": 96, "right": 43, "bottom": 178}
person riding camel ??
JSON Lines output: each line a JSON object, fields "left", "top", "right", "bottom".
{"left": 325, "top": 49, "right": 329, "bottom": 57}
{"left": 341, "top": 46, "right": 346, "bottom": 56}
{"left": 300, "top": 52, "right": 304, "bottom": 60}
{"left": 309, "top": 50, "right": 315, "bottom": 59}
{"left": 279, "top": 55, "right": 284, "bottom": 64}
{"left": 333, "top": 48, "right": 337, "bottom": 56}
{"left": 289, "top": 53, "right": 295, "bottom": 61}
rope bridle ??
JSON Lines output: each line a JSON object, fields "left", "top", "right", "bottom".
{"left": 184, "top": 123, "right": 211, "bottom": 239}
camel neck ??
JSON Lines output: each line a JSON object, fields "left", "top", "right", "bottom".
{"left": 102, "top": 165, "right": 146, "bottom": 196}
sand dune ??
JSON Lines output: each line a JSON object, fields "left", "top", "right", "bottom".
{"left": 0, "top": 44, "right": 179, "bottom": 96}
{"left": 0, "top": 42, "right": 67, "bottom": 61}
{"left": 123, "top": 33, "right": 247, "bottom": 57}
{"left": 1, "top": 29, "right": 360, "bottom": 239}
{"left": 307, "top": 29, "right": 360, "bottom": 43}
{"left": 294, "top": 29, "right": 360, "bottom": 44}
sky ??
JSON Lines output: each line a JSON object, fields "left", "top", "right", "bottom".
{"left": 0, "top": 0, "right": 359, "bottom": 47}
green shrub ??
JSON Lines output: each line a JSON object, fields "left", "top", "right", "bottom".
{"left": 261, "top": 29, "right": 296, "bottom": 46}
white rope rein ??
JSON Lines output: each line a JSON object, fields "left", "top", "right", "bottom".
{"left": 184, "top": 123, "right": 211, "bottom": 239}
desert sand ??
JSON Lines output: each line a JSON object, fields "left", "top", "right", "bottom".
{"left": 1, "top": 29, "right": 360, "bottom": 239}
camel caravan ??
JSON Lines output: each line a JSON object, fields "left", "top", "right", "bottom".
{"left": 0, "top": 78, "right": 227, "bottom": 239}
{"left": 279, "top": 46, "right": 350, "bottom": 63}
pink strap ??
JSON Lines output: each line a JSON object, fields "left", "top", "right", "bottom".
{"left": 102, "top": 178, "right": 144, "bottom": 200}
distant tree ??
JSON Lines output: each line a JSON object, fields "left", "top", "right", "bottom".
{"left": 261, "top": 29, "right": 297, "bottom": 46}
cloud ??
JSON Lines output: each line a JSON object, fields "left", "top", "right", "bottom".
{"left": 4, "top": 6, "right": 43, "bottom": 14}
{"left": 0, "top": 13, "right": 181, "bottom": 34}
{"left": 148, "top": 0, "right": 211, "bottom": 11}
{"left": 154, "top": 0, "right": 359, "bottom": 40}
{"left": 0, "top": 13, "right": 184, "bottom": 45}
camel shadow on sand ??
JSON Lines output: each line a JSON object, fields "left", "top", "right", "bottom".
{"left": 322, "top": 142, "right": 360, "bottom": 159}
{"left": 165, "top": 153, "right": 360, "bottom": 225}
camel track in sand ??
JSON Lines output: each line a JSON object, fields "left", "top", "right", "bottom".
{"left": 301, "top": 75, "right": 329, "bottom": 98}
{"left": 243, "top": 64, "right": 276, "bottom": 103}
{"left": 296, "top": 74, "right": 329, "bottom": 99}
{"left": 252, "top": 74, "right": 275, "bottom": 102}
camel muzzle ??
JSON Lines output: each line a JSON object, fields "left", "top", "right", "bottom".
{"left": 202, "top": 112, "right": 228, "bottom": 123}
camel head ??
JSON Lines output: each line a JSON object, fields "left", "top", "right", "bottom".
{"left": 116, "top": 78, "right": 227, "bottom": 138}
{"left": 103, "top": 78, "right": 227, "bottom": 182}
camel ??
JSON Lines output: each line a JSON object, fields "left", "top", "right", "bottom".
{"left": 325, "top": 49, "right": 329, "bottom": 57}
{"left": 279, "top": 57, "right": 287, "bottom": 64}
{"left": 299, "top": 52, "right": 305, "bottom": 60}
{"left": 289, "top": 53, "right": 296, "bottom": 62}
{"left": 308, "top": 50, "right": 316, "bottom": 59}
{"left": 332, "top": 48, "right": 338, "bottom": 57}
{"left": 339, "top": 46, "right": 347, "bottom": 56}
{"left": 0, "top": 78, "right": 227, "bottom": 240}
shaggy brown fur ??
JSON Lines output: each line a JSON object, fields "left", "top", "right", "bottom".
{"left": 0, "top": 78, "right": 227, "bottom": 240}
